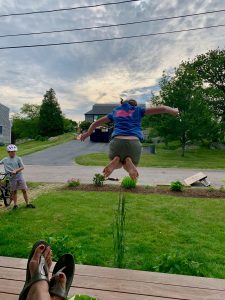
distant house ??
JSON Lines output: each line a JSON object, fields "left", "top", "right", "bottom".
{"left": 0, "top": 103, "right": 11, "bottom": 145}
{"left": 85, "top": 103, "right": 118, "bottom": 122}
{"left": 85, "top": 103, "right": 146, "bottom": 122}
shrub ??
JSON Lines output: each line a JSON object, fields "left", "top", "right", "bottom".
{"left": 219, "top": 185, "right": 225, "bottom": 192}
{"left": 121, "top": 176, "right": 136, "bottom": 189}
{"left": 170, "top": 181, "right": 183, "bottom": 192}
{"left": 151, "top": 252, "right": 204, "bottom": 276}
{"left": 35, "top": 135, "right": 47, "bottom": 141}
{"left": 67, "top": 178, "right": 80, "bottom": 188}
{"left": 207, "top": 186, "right": 215, "bottom": 192}
{"left": 93, "top": 173, "right": 105, "bottom": 187}
{"left": 70, "top": 296, "right": 98, "bottom": 300}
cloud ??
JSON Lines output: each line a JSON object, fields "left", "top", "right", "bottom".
{"left": 0, "top": 0, "right": 224, "bottom": 121}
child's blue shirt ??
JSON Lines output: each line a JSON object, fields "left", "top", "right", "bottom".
{"left": 107, "top": 102, "right": 146, "bottom": 140}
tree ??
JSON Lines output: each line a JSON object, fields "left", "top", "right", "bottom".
{"left": 20, "top": 103, "right": 40, "bottom": 119}
{"left": 149, "top": 66, "right": 217, "bottom": 156}
{"left": 79, "top": 120, "right": 92, "bottom": 132}
{"left": 63, "top": 117, "right": 77, "bottom": 132}
{"left": 39, "top": 88, "right": 64, "bottom": 137}
{"left": 12, "top": 104, "right": 40, "bottom": 140}
{"left": 191, "top": 49, "right": 225, "bottom": 140}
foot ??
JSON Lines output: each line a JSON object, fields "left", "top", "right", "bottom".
{"left": 27, "top": 203, "right": 35, "bottom": 208}
{"left": 103, "top": 156, "right": 122, "bottom": 178}
{"left": 51, "top": 272, "right": 67, "bottom": 300}
{"left": 13, "top": 205, "right": 18, "bottom": 210}
{"left": 26, "top": 244, "right": 52, "bottom": 300}
{"left": 29, "top": 244, "right": 52, "bottom": 279}
{"left": 123, "top": 157, "right": 139, "bottom": 180}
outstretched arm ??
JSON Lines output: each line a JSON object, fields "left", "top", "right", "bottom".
{"left": 145, "top": 105, "right": 179, "bottom": 116}
{"left": 80, "top": 116, "right": 111, "bottom": 141}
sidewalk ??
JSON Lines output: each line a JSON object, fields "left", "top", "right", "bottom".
{"left": 24, "top": 165, "right": 225, "bottom": 187}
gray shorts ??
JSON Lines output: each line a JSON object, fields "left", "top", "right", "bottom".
{"left": 109, "top": 138, "right": 142, "bottom": 165}
{"left": 10, "top": 176, "right": 28, "bottom": 192}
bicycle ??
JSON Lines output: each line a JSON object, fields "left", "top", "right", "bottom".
{"left": 0, "top": 172, "right": 12, "bottom": 207}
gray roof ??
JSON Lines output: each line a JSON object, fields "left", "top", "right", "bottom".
{"left": 85, "top": 103, "right": 145, "bottom": 115}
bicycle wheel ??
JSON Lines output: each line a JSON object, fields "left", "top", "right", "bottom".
{"left": 1, "top": 189, "right": 11, "bottom": 207}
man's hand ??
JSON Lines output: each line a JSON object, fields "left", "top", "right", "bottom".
{"left": 12, "top": 170, "right": 17, "bottom": 175}
{"left": 80, "top": 132, "right": 90, "bottom": 141}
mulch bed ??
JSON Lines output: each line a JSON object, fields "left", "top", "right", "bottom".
{"left": 65, "top": 184, "right": 225, "bottom": 199}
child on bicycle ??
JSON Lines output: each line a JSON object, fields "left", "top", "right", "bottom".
{"left": 0, "top": 144, "right": 35, "bottom": 209}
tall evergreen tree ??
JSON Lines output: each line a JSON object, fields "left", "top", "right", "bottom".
{"left": 39, "top": 88, "right": 64, "bottom": 137}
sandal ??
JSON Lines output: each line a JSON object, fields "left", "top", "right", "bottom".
{"left": 49, "top": 254, "right": 75, "bottom": 300}
{"left": 19, "top": 240, "right": 50, "bottom": 300}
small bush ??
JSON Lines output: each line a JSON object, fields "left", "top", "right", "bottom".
{"left": 151, "top": 252, "right": 204, "bottom": 276}
{"left": 207, "top": 186, "right": 215, "bottom": 192}
{"left": 35, "top": 135, "right": 47, "bottom": 141}
{"left": 70, "top": 295, "right": 99, "bottom": 300}
{"left": 93, "top": 173, "right": 105, "bottom": 187}
{"left": 219, "top": 185, "right": 225, "bottom": 192}
{"left": 170, "top": 181, "right": 183, "bottom": 192}
{"left": 67, "top": 178, "right": 80, "bottom": 188}
{"left": 121, "top": 176, "right": 136, "bottom": 189}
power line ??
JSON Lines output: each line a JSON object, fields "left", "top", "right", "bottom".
{"left": 1, "top": 8, "right": 225, "bottom": 38}
{"left": 0, "top": 0, "right": 140, "bottom": 18}
{"left": 0, "top": 23, "right": 224, "bottom": 50}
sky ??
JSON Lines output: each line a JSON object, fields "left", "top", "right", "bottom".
{"left": 0, "top": 0, "right": 224, "bottom": 121}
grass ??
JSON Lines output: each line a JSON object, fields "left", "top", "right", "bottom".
{"left": 0, "top": 133, "right": 74, "bottom": 157}
{"left": 1, "top": 190, "right": 225, "bottom": 278}
{"left": 75, "top": 146, "right": 225, "bottom": 169}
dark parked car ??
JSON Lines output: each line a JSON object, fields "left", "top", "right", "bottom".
{"left": 90, "top": 127, "right": 113, "bottom": 143}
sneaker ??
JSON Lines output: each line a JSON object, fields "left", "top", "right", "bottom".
{"left": 13, "top": 205, "right": 18, "bottom": 210}
{"left": 26, "top": 203, "right": 35, "bottom": 208}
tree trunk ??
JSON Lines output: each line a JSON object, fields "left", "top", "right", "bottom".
{"left": 181, "top": 134, "right": 186, "bottom": 157}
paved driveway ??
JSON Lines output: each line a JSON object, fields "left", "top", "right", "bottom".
{"left": 22, "top": 140, "right": 109, "bottom": 165}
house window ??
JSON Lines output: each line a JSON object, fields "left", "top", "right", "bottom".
{"left": 0, "top": 125, "right": 3, "bottom": 135}
{"left": 94, "top": 115, "right": 99, "bottom": 121}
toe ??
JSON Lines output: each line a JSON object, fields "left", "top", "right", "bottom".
{"left": 32, "top": 244, "right": 45, "bottom": 261}
{"left": 58, "top": 272, "right": 67, "bottom": 289}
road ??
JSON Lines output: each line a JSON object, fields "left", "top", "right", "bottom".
{"left": 22, "top": 140, "right": 109, "bottom": 165}
{"left": 5, "top": 140, "right": 225, "bottom": 187}
{"left": 23, "top": 164, "right": 225, "bottom": 187}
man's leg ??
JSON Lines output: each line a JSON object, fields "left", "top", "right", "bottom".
{"left": 12, "top": 191, "right": 18, "bottom": 207}
{"left": 22, "top": 189, "right": 29, "bottom": 205}
{"left": 26, "top": 245, "right": 52, "bottom": 300}
{"left": 103, "top": 156, "right": 122, "bottom": 178}
{"left": 123, "top": 157, "right": 139, "bottom": 180}
{"left": 22, "top": 189, "right": 35, "bottom": 208}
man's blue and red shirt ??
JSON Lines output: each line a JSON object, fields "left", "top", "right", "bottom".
{"left": 107, "top": 102, "right": 146, "bottom": 140}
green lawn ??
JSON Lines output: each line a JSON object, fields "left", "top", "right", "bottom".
{"left": 75, "top": 146, "right": 225, "bottom": 169}
{"left": 1, "top": 190, "right": 225, "bottom": 278}
{"left": 0, "top": 133, "right": 74, "bottom": 157}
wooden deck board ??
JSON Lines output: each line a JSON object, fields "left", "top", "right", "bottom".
{"left": 1, "top": 256, "right": 225, "bottom": 300}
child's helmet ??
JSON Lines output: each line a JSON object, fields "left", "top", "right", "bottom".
{"left": 7, "top": 144, "right": 18, "bottom": 152}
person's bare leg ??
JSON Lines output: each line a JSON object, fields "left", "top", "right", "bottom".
{"left": 103, "top": 156, "right": 122, "bottom": 177}
{"left": 50, "top": 272, "right": 67, "bottom": 300}
{"left": 26, "top": 245, "right": 52, "bottom": 300}
{"left": 123, "top": 157, "right": 139, "bottom": 180}
{"left": 22, "top": 189, "right": 29, "bottom": 205}
{"left": 12, "top": 191, "right": 17, "bottom": 206}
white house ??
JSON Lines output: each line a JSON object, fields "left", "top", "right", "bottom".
{"left": 0, "top": 103, "right": 11, "bottom": 145}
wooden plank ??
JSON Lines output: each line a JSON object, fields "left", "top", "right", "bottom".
{"left": 0, "top": 279, "right": 174, "bottom": 300}
{"left": 1, "top": 257, "right": 225, "bottom": 291}
{"left": 1, "top": 271, "right": 225, "bottom": 300}
{"left": 0, "top": 293, "right": 18, "bottom": 300}
{"left": 184, "top": 172, "right": 207, "bottom": 186}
